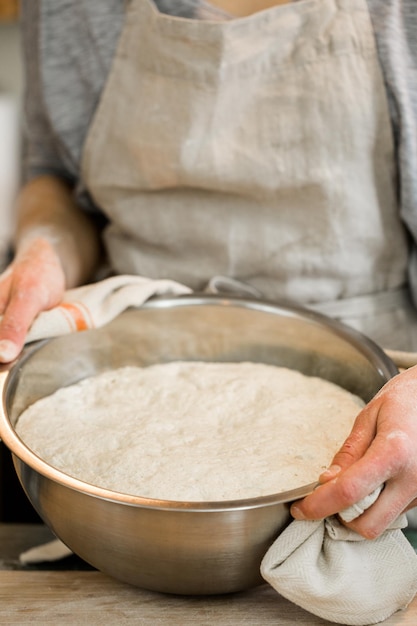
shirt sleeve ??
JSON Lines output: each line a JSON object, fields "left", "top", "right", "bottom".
{"left": 20, "top": 0, "right": 75, "bottom": 184}
{"left": 369, "top": 0, "right": 417, "bottom": 233}
{"left": 368, "top": 0, "right": 417, "bottom": 303}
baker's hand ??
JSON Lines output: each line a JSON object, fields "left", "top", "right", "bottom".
{"left": 290, "top": 365, "right": 417, "bottom": 538}
{"left": 0, "top": 237, "right": 66, "bottom": 363}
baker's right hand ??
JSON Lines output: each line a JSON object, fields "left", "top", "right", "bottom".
{"left": 0, "top": 237, "right": 66, "bottom": 363}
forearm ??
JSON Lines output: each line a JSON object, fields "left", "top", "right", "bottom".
{"left": 14, "top": 175, "right": 102, "bottom": 288}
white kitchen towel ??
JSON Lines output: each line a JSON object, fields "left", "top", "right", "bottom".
{"left": 261, "top": 487, "right": 417, "bottom": 625}
{"left": 12, "top": 274, "right": 191, "bottom": 344}
{"left": 19, "top": 538, "right": 73, "bottom": 565}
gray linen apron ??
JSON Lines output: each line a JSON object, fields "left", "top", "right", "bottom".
{"left": 81, "top": 0, "right": 417, "bottom": 351}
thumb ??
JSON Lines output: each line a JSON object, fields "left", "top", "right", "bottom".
{"left": 318, "top": 407, "right": 377, "bottom": 484}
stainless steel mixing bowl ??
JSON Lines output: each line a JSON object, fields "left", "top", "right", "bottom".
{"left": 0, "top": 294, "right": 398, "bottom": 595}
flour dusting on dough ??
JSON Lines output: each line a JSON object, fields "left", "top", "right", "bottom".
{"left": 16, "top": 362, "right": 363, "bottom": 501}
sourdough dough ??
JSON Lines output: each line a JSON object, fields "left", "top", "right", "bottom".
{"left": 16, "top": 361, "right": 364, "bottom": 501}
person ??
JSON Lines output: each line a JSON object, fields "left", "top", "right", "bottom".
{"left": 1, "top": 0, "right": 417, "bottom": 538}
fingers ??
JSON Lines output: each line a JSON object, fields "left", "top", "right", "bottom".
{"left": 290, "top": 402, "right": 417, "bottom": 537}
{"left": 0, "top": 239, "right": 66, "bottom": 362}
{"left": 344, "top": 479, "right": 415, "bottom": 538}
{"left": 404, "top": 497, "right": 417, "bottom": 512}
{"left": 0, "top": 265, "right": 13, "bottom": 312}
{"left": 290, "top": 463, "right": 380, "bottom": 529}
{"left": 347, "top": 427, "right": 417, "bottom": 537}
{"left": 0, "top": 284, "right": 52, "bottom": 361}
{"left": 0, "top": 265, "right": 17, "bottom": 360}
{"left": 318, "top": 409, "right": 376, "bottom": 484}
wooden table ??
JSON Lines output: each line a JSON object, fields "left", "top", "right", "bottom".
{"left": 0, "top": 524, "right": 416, "bottom": 625}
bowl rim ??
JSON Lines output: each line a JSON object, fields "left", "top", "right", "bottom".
{"left": 0, "top": 293, "right": 398, "bottom": 512}
{"left": 144, "top": 292, "right": 398, "bottom": 372}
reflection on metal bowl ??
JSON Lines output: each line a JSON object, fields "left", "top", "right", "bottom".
{"left": 0, "top": 294, "right": 397, "bottom": 595}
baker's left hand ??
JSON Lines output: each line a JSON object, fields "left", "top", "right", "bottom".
{"left": 290, "top": 365, "right": 417, "bottom": 538}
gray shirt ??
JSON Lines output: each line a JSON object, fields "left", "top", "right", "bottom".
{"left": 20, "top": 1, "right": 417, "bottom": 271}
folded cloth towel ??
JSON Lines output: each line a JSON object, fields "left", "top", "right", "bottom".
{"left": 384, "top": 349, "right": 417, "bottom": 371}
{"left": 15, "top": 275, "right": 191, "bottom": 344}
{"left": 19, "top": 538, "right": 73, "bottom": 565}
{"left": 261, "top": 486, "right": 417, "bottom": 625}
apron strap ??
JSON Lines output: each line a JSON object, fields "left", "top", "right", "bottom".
{"left": 206, "top": 276, "right": 409, "bottom": 318}
{"left": 309, "top": 286, "right": 410, "bottom": 318}
{"left": 205, "top": 275, "right": 263, "bottom": 299}
{"left": 206, "top": 276, "right": 417, "bottom": 368}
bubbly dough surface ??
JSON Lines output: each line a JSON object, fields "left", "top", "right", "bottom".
{"left": 16, "top": 361, "right": 363, "bottom": 501}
